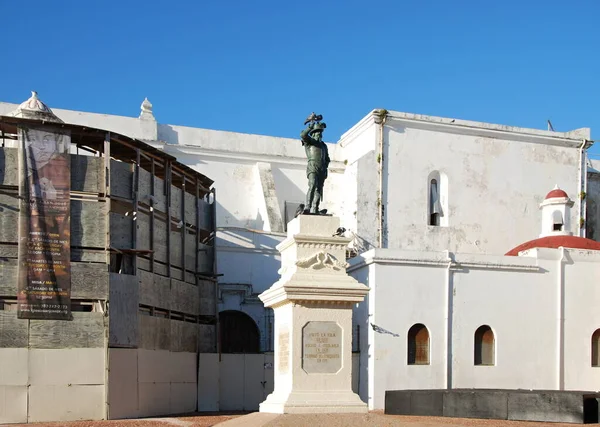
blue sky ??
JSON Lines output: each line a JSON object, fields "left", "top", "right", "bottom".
{"left": 2, "top": 1, "right": 600, "bottom": 155}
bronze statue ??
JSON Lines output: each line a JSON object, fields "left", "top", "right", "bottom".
{"left": 300, "top": 112, "right": 330, "bottom": 215}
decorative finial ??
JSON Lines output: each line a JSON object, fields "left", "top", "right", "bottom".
{"left": 140, "top": 97, "right": 155, "bottom": 120}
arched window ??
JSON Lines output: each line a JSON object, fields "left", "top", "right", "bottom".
{"left": 474, "top": 325, "right": 495, "bottom": 366}
{"left": 219, "top": 310, "right": 260, "bottom": 353}
{"left": 552, "top": 211, "right": 564, "bottom": 231}
{"left": 429, "top": 179, "right": 441, "bottom": 226}
{"left": 427, "top": 171, "right": 448, "bottom": 227}
{"left": 408, "top": 323, "right": 430, "bottom": 365}
{"left": 592, "top": 329, "right": 600, "bottom": 367}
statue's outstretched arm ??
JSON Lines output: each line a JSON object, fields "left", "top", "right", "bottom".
{"left": 300, "top": 125, "right": 317, "bottom": 146}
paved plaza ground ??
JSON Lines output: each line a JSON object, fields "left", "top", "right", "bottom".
{"left": 7, "top": 412, "right": 581, "bottom": 427}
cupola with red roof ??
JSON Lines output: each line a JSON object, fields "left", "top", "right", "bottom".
{"left": 539, "top": 185, "right": 573, "bottom": 238}
{"left": 506, "top": 186, "right": 600, "bottom": 255}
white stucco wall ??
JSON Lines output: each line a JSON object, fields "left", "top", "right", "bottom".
{"left": 339, "top": 110, "right": 591, "bottom": 255}
{"left": 349, "top": 247, "right": 600, "bottom": 410}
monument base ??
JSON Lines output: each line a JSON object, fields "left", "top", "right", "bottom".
{"left": 258, "top": 215, "right": 369, "bottom": 415}
{"left": 260, "top": 389, "right": 367, "bottom": 414}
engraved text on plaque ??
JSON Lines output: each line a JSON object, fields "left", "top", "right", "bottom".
{"left": 302, "top": 321, "right": 342, "bottom": 374}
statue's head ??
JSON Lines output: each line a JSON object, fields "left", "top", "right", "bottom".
{"left": 309, "top": 121, "right": 326, "bottom": 142}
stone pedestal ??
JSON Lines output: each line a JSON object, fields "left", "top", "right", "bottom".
{"left": 258, "top": 215, "right": 369, "bottom": 414}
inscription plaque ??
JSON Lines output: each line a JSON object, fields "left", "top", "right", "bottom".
{"left": 302, "top": 321, "right": 342, "bottom": 374}
{"left": 278, "top": 326, "right": 290, "bottom": 374}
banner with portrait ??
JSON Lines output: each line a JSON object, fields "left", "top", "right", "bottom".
{"left": 17, "top": 125, "right": 72, "bottom": 320}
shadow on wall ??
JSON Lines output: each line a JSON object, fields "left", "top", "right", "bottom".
{"left": 158, "top": 124, "right": 179, "bottom": 145}
{"left": 270, "top": 165, "right": 306, "bottom": 221}
{"left": 215, "top": 200, "right": 266, "bottom": 230}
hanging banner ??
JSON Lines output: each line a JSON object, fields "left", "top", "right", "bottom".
{"left": 17, "top": 125, "right": 72, "bottom": 320}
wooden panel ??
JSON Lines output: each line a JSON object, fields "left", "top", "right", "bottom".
{"left": 29, "top": 312, "right": 106, "bottom": 349}
{"left": 185, "top": 232, "right": 196, "bottom": 272}
{"left": 0, "top": 259, "right": 17, "bottom": 296}
{"left": 170, "top": 279, "right": 199, "bottom": 315}
{"left": 0, "top": 244, "right": 105, "bottom": 263}
{"left": 198, "top": 324, "right": 216, "bottom": 352}
{"left": 110, "top": 160, "right": 133, "bottom": 200}
{"left": 72, "top": 263, "right": 109, "bottom": 300}
{"left": 198, "top": 243, "right": 213, "bottom": 274}
{"left": 170, "top": 186, "right": 183, "bottom": 220}
{"left": 71, "top": 155, "right": 103, "bottom": 193}
{"left": 0, "top": 190, "right": 19, "bottom": 243}
{"left": 184, "top": 192, "right": 196, "bottom": 225}
{"left": 135, "top": 211, "right": 150, "bottom": 251}
{"left": 0, "top": 149, "right": 104, "bottom": 192}
{"left": 198, "top": 199, "right": 212, "bottom": 231}
{"left": 137, "top": 167, "right": 167, "bottom": 212}
{"left": 199, "top": 279, "right": 216, "bottom": 316}
{"left": 0, "top": 311, "right": 28, "bottom": 348}
{"left": 138, "top": 315, "right": 170, "bottom": 350}
{"left": 0, "top": 262, "right": 109, "bottom": 299}
{"left": 109, "top": 213, "right": 133, "bottom": 249}
{"left": 0, "top": 147, "right": 19, "bottom": 187}
{"left": 170, "top": 321, "right": 197, "bottom": 353}
{"left": 170, "top": 229, "right": 182, "bottom": 268}
{"left": 109, "top": 273, "right": 139, "bottom": 348}
{"left": 0, "top": 243, "right": 17, "bottom": 258}
{"left": 138, "top": 270, "right": 170, "bottom": 309}
{"left": 71, "top": 248, "right": 106, "bottom": 263}
{"left": 72, "top": 201, "right": 107, "bottom": 248}
{"left": 154, "top": 217, "right": 168, "bottom": 263}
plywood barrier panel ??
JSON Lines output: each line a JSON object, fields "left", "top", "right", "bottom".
{"left": 0, "top": 189, "right": 18, "bottom": 243}
{"left": 198, "top": 324, "right": 216, "bottom": 353}
{"left": 29, "top": 348, "right": 106, "bottom": 386}
{"left": 109, "top": 212, "right": 133, "bottom": 250}
{"left": 170, "top": 279, "right": 199, "bottom": 315}
{"left": 109, "top": 273, "right": 139, "bottom": 348}
{"left": 170, "top": 229, "right": 183, "bottom": 268}
{"left": 170, "top": 320, "right": 198, "bottom": 353}
{"left": 0, "top": 385, "right": 27, "bottom": 423}
{"left": 198, "top": 199, "right": 212, "bottom": 231}
{"left": 154, "top": 217, "right": 168, "bottom": 263}
{"left": 138, "top": 314, "right": 170, "bottom": 350}
{"left": 0, "top": 312, "right": 28, "bottom": 348}
{"left": 110, "top": 159, "right": 133, "bottom": 200}
{"left": 29, "top": 312, "right": 106, "bottom": 349}
{"left": 138, "top": 169, "right": 167, "bottom": 213}
{"left": 72, "top": 201, "right": 107, "bottom": 248}
{"left": 138, "top": 271, "right": 170, "bottom": 310}
{"left": 0, "top": 262, "right": 108, "bottom": 300}
{"left": 28, "top": 384, "right": 105, "bottom": 422}
{"left": 198, "top": 280, "right": 216, "bottom": 316}
{"left": 197, "top": 353, "right": 219, "bottom": 412}
{"left": 71, "top": 263, "right": 109, "bottom": 300}
{"left": 71, "top": 155, "right": 103, "bottom": 194}
{"left": 184, "top": 232, "right": 197, "bottom": 272}
{"left": 184, "top": 192, "right": 196, "bottom": 225}
{"left": 198, "top": 243, "right": 214, "bottom": 274}
{"left": 170, "top": 186, "right": 183, "bottom": 220}
{"left": 170, "top": 383, "right": 197, "bottom": 414}
{"left": 107, "top": 348, "right": 139, "bottom": 420}
{"left": 0, "top": 148, "right": 103, "bottom": 193}
{"left": 0, "top": 147, "right": 19, "bottom": 187}
{"left": 135, "top": 211, "right": 150, "bottom": 252}
{"left": 0, "top": 243, "right": 17, "bottom": 258}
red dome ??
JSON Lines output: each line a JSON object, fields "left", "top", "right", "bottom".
{"left": 545, "top": 188, "right": 569, "bottom": 200}
{"left": 506, "top": 235, "right": 600, "bottom": 256}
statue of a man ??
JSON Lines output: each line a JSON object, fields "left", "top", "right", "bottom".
{"left": 300, "top": 114, "right": 330, "bottom": 214}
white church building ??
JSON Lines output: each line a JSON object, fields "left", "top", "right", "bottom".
{"left": 1, "top": 93, "right": 600, "bottom": 413}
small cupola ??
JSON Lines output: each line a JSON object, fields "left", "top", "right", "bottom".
{"left": 539, "top": 185, "right": 574, "bottom": 238}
